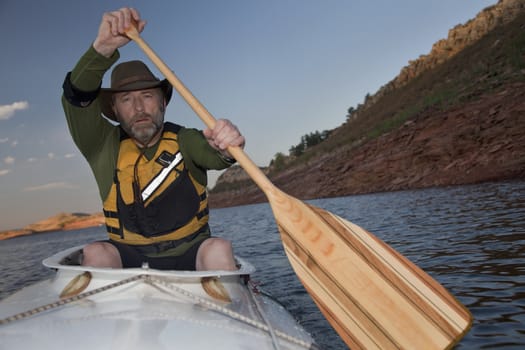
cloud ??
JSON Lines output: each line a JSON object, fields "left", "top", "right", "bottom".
{"left": 27, "top": 157, "right": 37, "bottom": 163}
{"left": 0, "top": 169, "right": 10, "bottom": 176}
{"left": 64, "top": 153, "right": 76, "bottom": 159}
{"left": 0, "top": 138, "right": 19, "bottom": 147}
{"left": 0, "top": 101, "right": 29, "bottom": 121}
{"left": 48, "top": 153, "right": 55, "bottom": 159}
{"left": 4, "top": 156, "right": 15, "bottom": 165}
{"left": 23, "top": 182, "right": 77, "bottom": 192}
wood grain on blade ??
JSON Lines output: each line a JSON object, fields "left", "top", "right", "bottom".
{"left": 274, "top": 198, "right": 472, "bottom": 350}
{"left": 320, "top": 208, "right": 472, "bottom": 331}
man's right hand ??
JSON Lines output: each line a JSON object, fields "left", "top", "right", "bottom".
{"left": 93, "top": 7, "right": 146, "bottom": 58}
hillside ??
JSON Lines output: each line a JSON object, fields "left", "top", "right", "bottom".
{"left": 209, "top": 0, "right": 525, "bottom": 208}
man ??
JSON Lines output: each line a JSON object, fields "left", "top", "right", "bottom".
{"left": 61, "top": 7, "right": 245, "bottom": 271}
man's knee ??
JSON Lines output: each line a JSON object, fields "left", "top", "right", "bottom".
{"left": 196, "top": 238, "right": 236, "bottom": 271}
{"left": 82, "top": 242, "right": 122, "bottom": 268}
{"left": 204, "top": 237, "right": 232, "bottom": 252}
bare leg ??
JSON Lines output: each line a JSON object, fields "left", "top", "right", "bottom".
{"left": 82, "top": 242, "right": 122, "bottom": 268}
{"left": 196, "top": 238, "right": 236, "bottom": 271}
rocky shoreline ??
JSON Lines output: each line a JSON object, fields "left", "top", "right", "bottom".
{"left": 208, "top": 82, "right": 525, "bottom": 208}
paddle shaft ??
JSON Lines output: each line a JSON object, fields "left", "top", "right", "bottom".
{"left": 128, "top": 34, "right": 274, "bottom": 195}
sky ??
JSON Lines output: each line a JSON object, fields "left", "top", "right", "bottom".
{"left": 0, "top": 0, "right": 497, "bottom": 230}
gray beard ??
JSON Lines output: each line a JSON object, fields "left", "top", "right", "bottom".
{"left": 121, "top": 113, "right": 164, "bottom": 147}
{"left": 131, "top": 124, "right": 161, "bottom": 146}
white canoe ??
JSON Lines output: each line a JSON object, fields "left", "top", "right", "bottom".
{"left": 0, "top": 246, "right": 316, "bottom": 350}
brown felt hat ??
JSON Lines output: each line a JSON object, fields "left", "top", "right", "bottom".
{"left": 100, "top": 60, "right": 173, "bottom": 121}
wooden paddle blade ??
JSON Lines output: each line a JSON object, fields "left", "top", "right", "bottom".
{"left": 270, "top": 194, "right": 472, "bottom": 350}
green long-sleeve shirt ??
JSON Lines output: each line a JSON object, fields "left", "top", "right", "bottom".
{"left": 61, "top": 46, "right": 232, "bottom": 202}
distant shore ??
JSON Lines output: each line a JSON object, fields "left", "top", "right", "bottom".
{"left": 0, "top": 212, "right": 105, "bottom": 241}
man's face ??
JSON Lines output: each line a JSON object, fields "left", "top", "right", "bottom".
{"left": 113, "top": 88, "right": 166, "bottom": 146}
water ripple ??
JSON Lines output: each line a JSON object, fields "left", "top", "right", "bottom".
{"left": 1, "top": 181, "right": 524, "bottom": 349}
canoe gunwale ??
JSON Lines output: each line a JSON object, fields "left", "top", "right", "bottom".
{"left": 43, "top": 245, "right": 256, "bottom": 279}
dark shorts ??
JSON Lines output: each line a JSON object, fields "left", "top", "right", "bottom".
{"left": 104, "top": 227, "right": 209, "bottom": 270}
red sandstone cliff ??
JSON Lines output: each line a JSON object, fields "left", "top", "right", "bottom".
{"left": 209, "top": 0, "right": 525, "bottom": 208}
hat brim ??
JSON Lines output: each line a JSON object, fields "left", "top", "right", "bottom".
{"left": 99, "top": 79, "right": 173, "bottom": 121}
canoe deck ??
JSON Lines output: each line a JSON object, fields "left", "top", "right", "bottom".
{"left": 0, "top": 246, "right": 315, "bottom": 350}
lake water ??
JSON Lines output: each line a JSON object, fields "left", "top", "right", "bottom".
{"left": 1, "top": 181, "right": 524, "bottom": 349}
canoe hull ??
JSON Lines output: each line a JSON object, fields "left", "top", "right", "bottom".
{"left": 0, "top": 246, "right": 314, "bottom": 350}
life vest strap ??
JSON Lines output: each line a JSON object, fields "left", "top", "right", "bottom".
{"left": 104, "top": 209, "right": 118, "bottom": 219}
{"left": 196, "top": 207, "right": 209, "bottom": 220}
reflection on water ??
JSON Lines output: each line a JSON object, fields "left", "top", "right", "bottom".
{"left": 1, "top": 181, "right": 524, "bottom": 349}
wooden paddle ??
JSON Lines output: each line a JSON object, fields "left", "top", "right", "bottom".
{"left": 125, "top": 23, "right": 472, "bottom": 349}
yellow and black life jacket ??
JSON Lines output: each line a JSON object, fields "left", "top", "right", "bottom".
{"left": 103, "top": 123, "right": 209, "bottom": 245}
